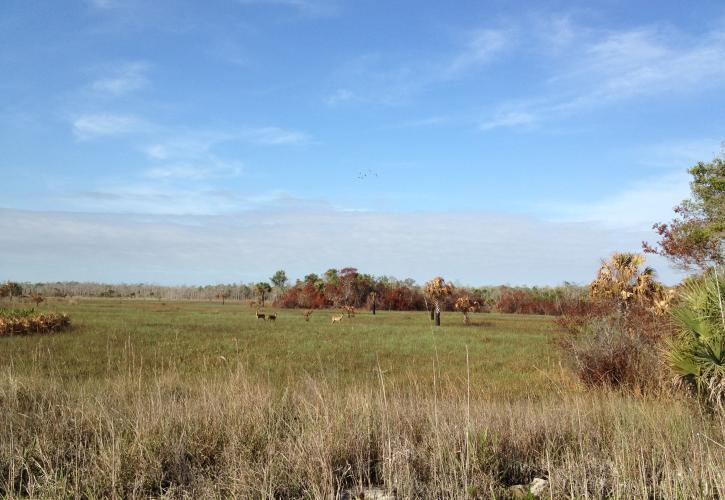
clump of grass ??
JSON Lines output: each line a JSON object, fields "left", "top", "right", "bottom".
{"left": 0, "top": 308, "right": 71, "bottom": 337}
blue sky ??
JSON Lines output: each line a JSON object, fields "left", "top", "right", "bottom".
{"left": 1, "top": 0, "right": 724, "bottom": 285}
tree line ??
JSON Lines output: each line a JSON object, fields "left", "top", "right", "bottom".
{"left": 3, "top": 271, "right": 588, "bottom": 316}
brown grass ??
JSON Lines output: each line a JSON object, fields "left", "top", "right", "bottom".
{"left": 1, "top": 364, "right": 723, "bottom": 498}
{"left": 1, "top": 301, "right": 722, "bottom": 498}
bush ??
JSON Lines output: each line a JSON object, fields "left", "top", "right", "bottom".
{"left": 557, "top": 309, "right": 670, "bottom": 392}
{"left": 0, "top": 309, "right": 71, "bottom": 337}
{"left": 667, "top": 271, "right": 725, "bottom": 411}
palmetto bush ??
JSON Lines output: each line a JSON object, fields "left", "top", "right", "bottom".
{"left": 0, "top": 308, "right": 71, "bottom": 337}
{"left": 668, "top": 271, "right": 725, "bottom": 410}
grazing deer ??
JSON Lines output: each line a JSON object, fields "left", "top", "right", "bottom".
{"left": 331, "top": 314, "right": 343, "bottom": 324}
{"left": 268, "top": 312, "right": 277, "bottom": 321}
{"left": 303, "top": 310, "right": 313, "bottom": 321}
{"left": 256, "top": 309, "right": 266, "bottom": 320}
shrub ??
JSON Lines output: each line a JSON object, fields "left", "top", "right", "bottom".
{"left": 0, "top": 309, "right": 71, "bottom": 337}
{"left": 557, "top": 313, "right": 666, "bottom": 391}
{"left": 667, "top": 271, "right": 725, "bottom": 410}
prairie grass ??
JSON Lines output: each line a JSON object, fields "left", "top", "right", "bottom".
{"left": 0, "top": 299, "right": 723, "bottom": 498}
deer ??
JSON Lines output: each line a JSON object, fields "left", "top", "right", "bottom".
{"left": 256, "top": 309, "right": 266, "bottom": 320}
{"left": 331, "top": 314, "right": 343, "bottom": 324}
{"left": 303, "top": 310, "right": 313, "bottom": 321}
{"left": 30, "top": 293, "right": 44, "bottom": 307}
{"left": 268, "top": 312, "right": 277, "bottom": 321}
{"left": 342, "top": 305, "right": 355, "bottom": 318}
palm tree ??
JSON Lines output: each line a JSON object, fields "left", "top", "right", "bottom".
{"left": 590, "top": 253, "right": 673, "bottom": 314}
{"left": 668, "top": 271, "right": 725, "bottom": 410}
{"left": 255, "top": 282, "right": 272, "bottom": 308}
{"left": 455, "top": 296, "right": 478, "bottom": 325}
{"left": 424, "top": 277, "right": 454, "bottom": 326}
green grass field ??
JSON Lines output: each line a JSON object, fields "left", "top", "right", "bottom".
{"left": 1, "top": 299, "right": 723, "bottom": 498}
{"left": 1, "top": 299, "right": 562, "bottom": 396}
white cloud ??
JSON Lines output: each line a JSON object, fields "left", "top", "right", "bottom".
{"left": 574, "top": 28, "right": 725, "bottom": 102}
{"left": 72, "top": 113, "right": 149, "bottom": 139}
{"left": 326, "top": 26, "right": 511, "bottom": 106}
{"left": 87, "top": 0, "right": 120, "bottom": 9}
{"left": 243, "top": 126, "right": 310, "bottom": 145}
{"left": 325, "top": 88, "right": 357, "bottom": 106}
{"left": 479, "top": 110, "right": 537, "bottom": 131}
{"left": 546, "top": 171, "right": 691, "bottom": 229}
{"left": 144, "top": 161, "right": 242, "bottom": 180}
{"left": 479, "top": 23, "right": 725, "bottom": 129}
{"left": 90, "top": 62, "right": 150, "bottom": 96}
{"left": 0, "top": 208, "right": 685, "bottom": 285}
{"left": 236, "top": 0, "right": 339, "bottom": 18}
{"left": 390, "top": 116, "right": 449, "bottom": 129}
{"left": 445, "top": 29, "right": 511, "bottom": 77}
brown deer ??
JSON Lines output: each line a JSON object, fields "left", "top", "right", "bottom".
{"left": 255, "top": 309, "right": 266, "bottom": 320}
{"left": 30, "top": 293, "right": 44, "bottom": 307}
{"left": 331, "top": 314, "right": 343, "bottom": 324}
{"left": 303, "top": 310, "right": 313, "bottom": 321}
{"left": 342, "top": 305, "right": 355, "bottom": 318}
{"left": 268, "top": 312, "right": 277, "bottom": 321}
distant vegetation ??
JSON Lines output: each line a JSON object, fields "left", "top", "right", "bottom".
{"left": 11, "top": 276, "right": 590, "bottom": 316}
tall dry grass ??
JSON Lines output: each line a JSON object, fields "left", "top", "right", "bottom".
{"left": 1, "top": 363, "right": 723, "bottom": 498}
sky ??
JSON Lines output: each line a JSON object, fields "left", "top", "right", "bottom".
{"left": 1, "top": 0, "right": 725, "bottom": 286}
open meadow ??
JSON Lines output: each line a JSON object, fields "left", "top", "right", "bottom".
{"left": 1, "top": 299, "right": 723, "bottom": 498}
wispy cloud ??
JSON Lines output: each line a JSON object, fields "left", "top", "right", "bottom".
{"left": 86, "top": 0, "right": 121, "bottom": 9}
{"left": 444, "top": 29, "right": 511, "bottom": 78}
{"left": 72, "top": 113, "right": 149, "bottom": 139}
{"left": 479, "top": 110, "right": 537, "bottom": 131}
{"left": 390, "top": 116, "right": 449, "bottom": 129}
{"left": 144, "top": 162, "right": 242, "bottom": 181}
{"left": 71, "top": 111, "right": 311, "bottom": 148}
{"left": 242, "top": 126, "right": 310, "bottom": 145}
{"left": 236, "top": 0, "right": 340, "bottom": 18}
{"left": 567, "top": 28, "right": 725, "bottom": 103}
{"left": 90, "top": 61, "right": 150, "bottom": 96}
{"left": 480, "top": 23, "right": 725, "bottom": 130}
{"left": 545, "top": 171, "right": 691, "bottom": 229}
{"left": 136, "top": 126, "right": 307, "bottom": 179}
{"left": 325, "top": 88, "right": 357, "bottom": 107}
{"left": 326, "top": 26, "right": 512, "bottom": 106}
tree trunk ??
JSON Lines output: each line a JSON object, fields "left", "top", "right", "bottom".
{"left": 430, "top": 309, "right": 435, "bottom": 320}
{"left": 434, "top": 303, "right": 441, "bottom": 326}
{"left": 372, "top": 300, "right": 376, "bottom": 315}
